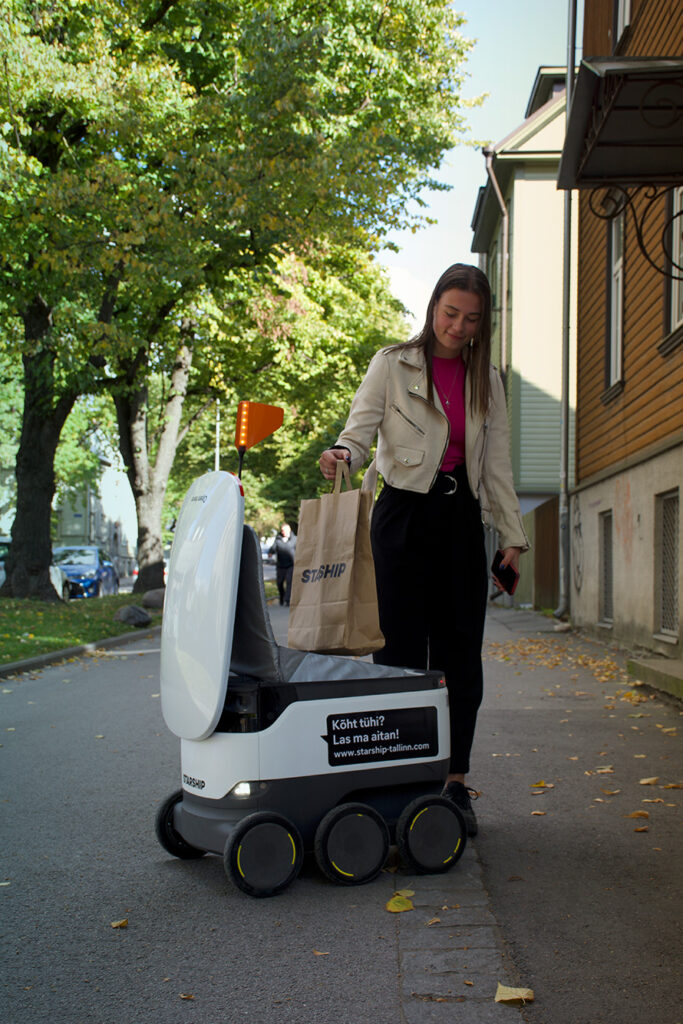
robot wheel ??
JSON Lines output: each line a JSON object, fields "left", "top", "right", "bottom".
{"left": 396, "top": 795, "right": 467, "bottom": 874}
{"left": 224, "top": 811, "right": 303, "bottom": 898}
{"left": 314, "top": 802, "right": 390, "bottom": 886}
{"left": 155, "top": 790, "right": 206, "bottom": 860}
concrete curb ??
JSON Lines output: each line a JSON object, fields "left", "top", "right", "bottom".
{"left": 627, "top": 655, "right": 683, "bottom": 701}
{"left": 0, "top": 625, "right": 162, "bottom": 680}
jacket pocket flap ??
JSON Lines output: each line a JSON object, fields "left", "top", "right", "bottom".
{"left": 393, "top": 446, "right": 425, "bottom": 467}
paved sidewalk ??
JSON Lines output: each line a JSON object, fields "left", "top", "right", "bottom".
{"left": 268, "top": 601, "right": 531, "bottom": 1022}
{"left": 269, "top": 600, "right": 682, "bottom": 1024}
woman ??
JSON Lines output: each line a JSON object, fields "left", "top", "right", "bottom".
{"left": 319, "top": 263, "right": 528, "bottom": 836}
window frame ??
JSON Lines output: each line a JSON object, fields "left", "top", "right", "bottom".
{"left": 670, "top": 185, "right": 683, "bottom": 335}
{"left": 654, "top": 488, "right": 679, "bottom": 640}
{"left": 659, "top": 187, "right": 683, "bottom": 356}
{"left": 603, "top": 212, "right": 625, "bottom": 401}
{"left": 613, "top": 0, "right": 632, "bottom": 50}
{"left": 599, "top": 509, "right": 614, "bottom": 625}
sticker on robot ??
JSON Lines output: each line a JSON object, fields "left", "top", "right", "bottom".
{"left": 322, "top": 707, "right": 438, "bottom": 766}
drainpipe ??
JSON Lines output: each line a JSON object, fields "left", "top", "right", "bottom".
{"left": 483, "top": 149, "right": 509, "bottom": 377}
{"left": 554, "top": 0, "right": 578, "bottom": 620}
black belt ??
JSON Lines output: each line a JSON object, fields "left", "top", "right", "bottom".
{"left": 431, "top": 466, "right": 467, "bottom": 496}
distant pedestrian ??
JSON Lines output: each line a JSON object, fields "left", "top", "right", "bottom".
{"left": 271, "top": 523, "right": 297, "bottom": 606}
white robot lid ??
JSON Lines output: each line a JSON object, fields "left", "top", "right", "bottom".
{"left": 160, "top": 471, "right": 244, "bottom": 740}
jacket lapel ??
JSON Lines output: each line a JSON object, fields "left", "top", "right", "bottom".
{"left": 399, "top": 348, "right": 429, "bottom": 401}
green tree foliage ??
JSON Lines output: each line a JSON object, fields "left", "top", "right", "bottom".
{"left": 0, "top": 0, "right": 473, "bottom": 596}
{"left": 0, "top": 358, "right": 115, "bottom": 530}
{"left": 164, "top": 244, "right": 409, "bottom": 535}
{"left": 53, "top": 394, "right": 118, "bottom": 512}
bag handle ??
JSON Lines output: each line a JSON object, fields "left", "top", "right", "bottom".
{"left": 333, "top": 458, "right": 352, "bottom": 493}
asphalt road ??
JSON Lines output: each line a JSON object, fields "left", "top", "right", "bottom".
{"left": 1, "top": 605, "right": 681, "bottom": 1024}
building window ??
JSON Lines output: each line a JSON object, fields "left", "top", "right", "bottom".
{"left": 614, "top": 0, "right": 632, "bottom": 44}
{"left": 607, "top": 213, "right": 624, "bottom": 388}
{"left": 656, "top": 489, "right": 679, "bottom": 638}
{"left": 599, "top": 510, "right": 614, "bottom": 624}
{"left": 671, "top": 186, "right": 683, "bottom": 334}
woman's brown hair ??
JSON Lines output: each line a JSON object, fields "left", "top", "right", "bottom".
{"left": 402, "top": 263, "right": 493, "bottom": 416}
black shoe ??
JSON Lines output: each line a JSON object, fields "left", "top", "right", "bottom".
{"left": 442, "top": 781, "right": 479, "bottom": 837}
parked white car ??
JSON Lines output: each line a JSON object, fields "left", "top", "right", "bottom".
{"left": 0, "top": 537, "right": 72, "bottom": 601}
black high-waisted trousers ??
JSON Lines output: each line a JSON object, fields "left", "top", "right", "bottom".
{"left": 370, "top": 464, "right": 488, "bottom": 775}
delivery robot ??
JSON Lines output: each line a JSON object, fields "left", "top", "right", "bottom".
{"left": 155, "top": 406, "right": 466, "bottom": 897}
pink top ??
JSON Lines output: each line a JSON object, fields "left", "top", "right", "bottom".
{"left": 433, "top": 355, "right": 466, "bottom": 470}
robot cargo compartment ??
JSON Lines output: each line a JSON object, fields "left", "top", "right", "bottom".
{"left": 215, "top": 669, "right": 446, "bottom": 733}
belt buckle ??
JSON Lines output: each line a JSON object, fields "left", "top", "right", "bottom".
{"left": 443, "top": 474, "right": 457, "bottom": 495}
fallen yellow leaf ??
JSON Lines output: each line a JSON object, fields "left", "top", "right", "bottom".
{"left": 313, "top": 950, "right": 330, "bottom": 956}
{"left": 634, "top": 826, "right": 649, "bottom": 833}
{"left": 495, "top": 983, "right": 535, "bottom": 1005}
{"left": 464, "top": 980, "right": 474, "bottom": 986}
{"left": 625, "top": 811, "right": 649, "bottom": 819}
{"left": 179, "top": 993, "right": 194, "bottom": 1000}
{"left": 531, "top": 811, "right": 546, "bottom": 816}
{"left": 639, "top": 777, "right": 659, "bottom": 786}
{"left": 426, "top": 917, "right": 441, "bottom": 926}
{"left": 395, "top": 888, "right": 415, "bottom": 897}
{"left": 110, "top": 919, "right": 128, "bottom": 929}
{"left": 531, "top": 780, "right": 554, "bottom": 788}
{"left": 386, "top": 895, "right": 413, "bottom": 913}
{"left": 662, "top": 783, "right": 681, "bottom": 789}
{"left": 601, "top": 788, "right": 621, "bottom": 795}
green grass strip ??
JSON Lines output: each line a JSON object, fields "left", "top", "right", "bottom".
{"left": 0, "top": 595, "right": 162, "bottom": 665}
{"left": 0, "top": 580, "right": 279, "bottom": 665}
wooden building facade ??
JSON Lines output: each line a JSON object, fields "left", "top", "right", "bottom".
{"left": 561, "top": 0, "right": 682, "bottom": 653}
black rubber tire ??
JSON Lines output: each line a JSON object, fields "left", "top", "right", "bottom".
{"left": 61, "top": 581, "right": 70, "bottom": 602}
{"left": 224, "top": 812, "right": 303, "bottom": 898}
{"left": 155, "top": 790, "right": 206, "bottom": 860}
{"left": 396, "top": 796, "right": 466, "bottom": 874}
{"left": 314, "top": 803, "right": 390, "bottom": 886}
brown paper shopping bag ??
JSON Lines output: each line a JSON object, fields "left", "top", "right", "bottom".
{"left": 287, "top": 460, "right": 384, "bottom": 656}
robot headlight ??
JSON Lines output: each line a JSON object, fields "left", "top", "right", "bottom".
{"left": 231, "top": 782, "right": 254, "bottom": 798}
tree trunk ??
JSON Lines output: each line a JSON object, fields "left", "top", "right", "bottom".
{"left": 1, "top": 297, "right": 77, "bottom": 600}
{"left": 115, "top": 336, "right": 195, "bottom": 594}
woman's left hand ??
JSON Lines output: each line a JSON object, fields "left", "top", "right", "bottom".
{"left": 499, "top": 547, "right": 521, "bottom": 572}
{"left": 492, "top": 546, "right": 522, "bottom": 592}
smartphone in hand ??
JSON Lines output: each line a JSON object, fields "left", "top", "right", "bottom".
{"left": 491, "top": 549, "right": 520, "bottom": 596}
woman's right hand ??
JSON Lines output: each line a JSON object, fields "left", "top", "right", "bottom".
{"left": 319, "top": 448, "right": 351, "bottom": 481}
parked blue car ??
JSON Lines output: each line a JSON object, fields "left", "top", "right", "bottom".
{"left": 52, "top": 546, "right": 119, "bottom": 598}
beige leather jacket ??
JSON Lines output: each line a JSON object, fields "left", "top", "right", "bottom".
{"left": 335, "top": 344, "right": 529, "bottom": 551}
